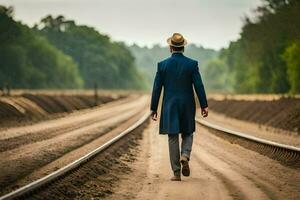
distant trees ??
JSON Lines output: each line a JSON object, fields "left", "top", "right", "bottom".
{"left": 0, "top": 6, "right": 83, "bottom": 88}
{"left": 202, "top": 49, "right": 234, "bottom": 92}
{"left": 129, "top": 44, "right": 218, "bottom": 89}
{"left": 38, "top": 15, "right": 146, "bottom": 89}
{"left": 0, "top": 7, "right": 146, "bottom": 90}
{"left": 2, "top": 1, "right": 299, "bottom": 93}
{"left": 283, "top": 41, "right": 300, "bottom": 93}
{"left": 208, "top": 0, "right": 300, "bottom": 94}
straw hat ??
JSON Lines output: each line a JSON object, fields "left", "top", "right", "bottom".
{"left": 167, "top": 33, "right": 187, "bottom": 47}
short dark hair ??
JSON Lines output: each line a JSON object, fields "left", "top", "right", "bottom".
{"left": 171, "top": 46, "right": 184, "bottom": 52}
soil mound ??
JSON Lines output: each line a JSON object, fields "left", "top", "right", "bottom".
{"left": 209, "top": 97, "right": 300, "bottom": 133}
{"left": 0, "top": 93, "right": 121, "bottom": 127}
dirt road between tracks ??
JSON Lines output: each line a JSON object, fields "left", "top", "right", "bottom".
{"left": 0, "top": 95, "right": 149, "bottom": 195}
{"left": 105, "top": 120, "right": 300, "bottom": 200}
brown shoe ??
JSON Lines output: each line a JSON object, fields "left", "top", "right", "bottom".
{"left": 181, "top": 156, "right": 190, "bottom": 177}
{"left": 171, "top": 171, "right": 181, "bottom": 181}
{"left": 170, "top": 175, "right": 181, "bottom": 181}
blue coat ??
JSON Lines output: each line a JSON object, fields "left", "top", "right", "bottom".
{"left": 150, "top": 53, "right": 208, "bottom": 135}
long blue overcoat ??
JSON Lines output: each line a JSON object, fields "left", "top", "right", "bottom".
{"left": 150, "top": 52, "right": 208, "bottom": 135}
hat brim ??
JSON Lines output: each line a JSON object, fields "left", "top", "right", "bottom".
{"left": 167, "top": 37, "right": 187, "bottom": 47}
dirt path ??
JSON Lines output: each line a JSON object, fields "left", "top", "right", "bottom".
{"left": 0, "top": 95, "right": 149, "bottom": 195}
{"left": 105, "top": 120, "right": 300, "bottom": 200}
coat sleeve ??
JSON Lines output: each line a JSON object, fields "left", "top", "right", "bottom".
{"left": 192, "top": 62, "right": 208, "bottom": 109}
{"left": 150, "top": 63, "right": 163, "bottom": 112}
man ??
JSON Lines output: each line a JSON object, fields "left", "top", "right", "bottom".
{"left": 150, "top": 33, "right": 208, "bottom": 181}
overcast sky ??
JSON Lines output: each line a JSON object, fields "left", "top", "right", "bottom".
{"left": 0, "top": 0, "right": 262, "bottom": 50}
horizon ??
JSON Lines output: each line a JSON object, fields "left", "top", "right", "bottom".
{"left": 0, "top": 0, "right": 262, "bottom": 50}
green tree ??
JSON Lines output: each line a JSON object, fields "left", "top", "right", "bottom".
{"left": 283, "top": 41, "right": 300, "bottom": 94}
{"left": 215, "top": 0, "right": 300, "bottom": 94}
{"left": 0, "top": 6, "right": 83, "bottom": 89}
{"left": 38, "top": 15, "right": 146, "bottom": 89}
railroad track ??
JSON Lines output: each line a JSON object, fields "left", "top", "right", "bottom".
{"left": 196, "top": 118, "right": 300, "bottom": 168}
{"left": 0, "top": 111, "right": 150, "bottom": 200}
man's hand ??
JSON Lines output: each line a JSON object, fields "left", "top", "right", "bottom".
{"left": 151, "top": 111, "right": 158, "bottom": 121}
{"left": 201, "top": 107, "right": 208, "bottom": 118}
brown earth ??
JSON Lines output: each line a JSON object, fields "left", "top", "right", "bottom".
{"left": 208, "top": 97, "right": 300, "bottom": 134}
{"left": 25, "top": 118, "right": 149, "bottom": 200}
{"left": 1, "top": 93, "right": 299, "bottom": 199}
{"left": 14, "top": 114, "right": 299, "bottom": 200}
{"left": 0, "top": 95, "right": 149, "bottom": 195}
{"left": 201, "top": 111, "right": 300, "bottom": 147}
{"left": 0, "top": 93, "right": 124, "bottom": 128}
{"left": 103, "top": 120, "right": 300, "bottom": 200}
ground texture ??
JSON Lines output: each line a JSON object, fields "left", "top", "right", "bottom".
{"left": 208, "top": 97, "right": 300, "bottom": 134}
{"left": 104, "top": 120, "right": 300, "bottom": 200}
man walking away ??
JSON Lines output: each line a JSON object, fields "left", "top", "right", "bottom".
{"left": 150, "top": 33, "right": 208, "bottom": 181}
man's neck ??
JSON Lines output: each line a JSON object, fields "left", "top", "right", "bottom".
{"left": 172, "top": 51, "right": 183, "bottom": 54}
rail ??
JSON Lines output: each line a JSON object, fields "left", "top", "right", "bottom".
{"left": 0, "top": 111, "right": 150, "bottom": 200}
{"left": 196, "top": 118, "right": 300, "bottom": 168}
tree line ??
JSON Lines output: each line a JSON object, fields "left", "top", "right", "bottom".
{"left": 0, "top": 6, "right": 146, "bottom": 90}
{"left": 2, "top": 1, "right": 299, "bottom": 93}
{"left": 207, "top": 0, "right": 300, "bottom": 94}
{"left": 129, "top": 44, "right": 218, "bottom": 89}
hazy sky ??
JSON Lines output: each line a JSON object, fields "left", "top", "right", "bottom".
{"left": 0, "top": 0, "right": 262, "bottom": 50}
